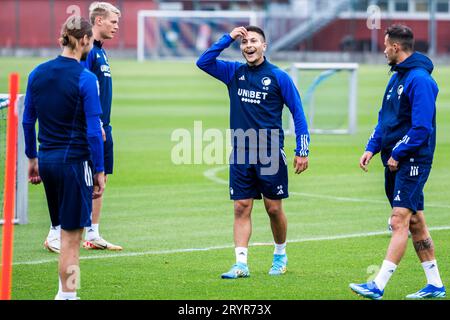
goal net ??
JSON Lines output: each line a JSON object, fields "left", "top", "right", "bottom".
{"left": 0, "top": 94, "right": 28, "bottom": 225}
{"left": 137, "top": 10, "right": 260, "bottom": 61}
{"left": 285, "top": 63, "right": 358, "bottom": 135}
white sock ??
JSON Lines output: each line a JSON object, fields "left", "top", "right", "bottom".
{"left": 48, "top": 225, "right": 61, "bottom": 239}
{"left": 85, "top": 224, "right": 99, "bottom": 241}
{"left": 56, "top": 291, "right": 77, "bottom": 300}
{"left": 422, "top": 260, "right": 443, "bottom": 288}
{"left": 374, "top": 260, "right": 397, "bottom": 290}
{"left": 235, "top": 247, "right": 248, "bottom": 265}
{"left": 274, "top": 242, "right": 286, "bottom": 255}
{"left": 56, "top": 276, "right": 78, "bottom": 300}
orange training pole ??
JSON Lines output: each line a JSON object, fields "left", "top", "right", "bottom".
{"left": 1, "top": 73, "right": 19, "bottom": 300}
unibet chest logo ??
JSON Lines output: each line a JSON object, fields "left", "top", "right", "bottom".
{"left": 237, "top": 76, "right": 271, "bottom": 105}
{"left": 98, "top": 53, "right": 111, "bottom": 78}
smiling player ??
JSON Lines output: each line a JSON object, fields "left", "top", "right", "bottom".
{"left": 197, "top": 26, "right": 310, "bottom": 279}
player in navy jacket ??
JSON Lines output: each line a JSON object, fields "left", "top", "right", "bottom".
{"left": 350, "top": 24, "right": 445, "bottom": 300}
{"left": 197, "top": 26, "right": 309, "bottom": 279}
{"left": 23, "top": 16, "right": 104, "bottom": 300}
{"left": 80, "top": 2, "right": 122, "bottom": 251}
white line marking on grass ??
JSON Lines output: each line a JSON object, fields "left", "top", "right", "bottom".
{"left": 203, "top": 166, "right": 228, "bottom": 185}
{"left": 13, "top": 245, "right": 233, "bottom": 266}
{"left": 290, "top": 192, "right": 450, "bottom": 209}
{"left": 15, "top": 167, "right": 449, "bottom": 266}
{"left": 13, "top": 226, "right": 450, "bottom": 266}
{"left": 203, "top": 166, "right": 450, "bottom": 209}
{"left": 290, "top": 192, "right": 386, "bottom": 205}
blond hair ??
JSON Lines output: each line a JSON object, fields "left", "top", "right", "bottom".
{"left": 89, "top": 2, "right": 121, "bottom": 25}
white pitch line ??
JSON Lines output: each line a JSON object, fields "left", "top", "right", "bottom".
{"left": 13, "top": 245, "right": 233, "bottom": 266}
{"left": 291, "top": 192, "right": 450, "bottom": 209}
{"left": 290, "top": 191, "right": 386, "bottom": 205}
{"left": 203, "top": 165, "right": 228, "bottom": 185}
{"left": 12, "top": 226, "right": 450, "bottom": 266}
{"left": 14, "top": 167, "right": 449, "bottom": 266}
{"left": 203, "top": 166, "right": 450, "bottom": 209}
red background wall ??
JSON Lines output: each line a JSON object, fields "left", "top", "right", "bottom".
{"left": 306, "top": 19, "right": 450, "bottom": 53}
{"left": 0, "top": 0, "right": 157, "bottom": 49}
{"left": 1, "top": 1, "right": 449, "bottom": 53}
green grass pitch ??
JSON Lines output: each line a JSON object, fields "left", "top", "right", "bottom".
{"left": 0, "top": 57, "right": 449, "bottom": 300}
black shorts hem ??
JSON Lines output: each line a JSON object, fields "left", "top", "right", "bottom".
{"left": 230, "top": 194, "right": 289, "bottom": 201}
{"left": 61, "top": 225, "right": 89, "bottom": 231}
{"left": 391, "top": 205, "right": 422, "bottom": 215}
{"left": 262, "top": 193, "right": 289, "bottom": 200}
{"left": 230, "top": 194, "right": 263, "bottom": 201}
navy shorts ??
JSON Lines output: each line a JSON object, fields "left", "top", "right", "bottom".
{"left": 104, "top": 126, "right": 114, "bottom": 175}
{"left": 384, "top": 162, "right": 431, "bottom": 214}
{"left": 39, "top": 161, "right": 93, "bottom": 230}
{"left": 229, "top": 149, "right": 289, "bottom": 200}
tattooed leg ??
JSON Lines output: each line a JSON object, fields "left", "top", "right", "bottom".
{"left": 410, "top": 212, "right": 435, "bottom": 262}
{"left": 414, "top": 237, "right": 434, "bottom": 252}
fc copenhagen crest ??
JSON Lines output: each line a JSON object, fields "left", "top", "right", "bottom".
{"left": 261, "top": 77, "right": 271, "bottom": 86}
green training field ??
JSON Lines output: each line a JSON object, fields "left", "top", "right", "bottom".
{"left": 0, "top": 57, "right": 449, "bottom": 300}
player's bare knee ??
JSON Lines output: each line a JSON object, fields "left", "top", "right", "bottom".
{"left": 409, "top": 214, "right": 422, "bottom": 234}
{"left": 266, "top": 205, "right": 282, "bottom": 217}
{"left": 389, "top": 218, "right": 408, "bottom": 233}
{"left": 409, "top": 213, "right": 429, "bottom": 238}
{"left": 234, "top": 200, "right": 252, "bottom": 218}
{"left": 389, "top": 208, "right": 410, "bottom": 232}
{"left": 63, "top": 231, "right": 82, "bottom": 245}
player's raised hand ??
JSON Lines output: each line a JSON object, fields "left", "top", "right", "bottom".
{"left": 230, "top": 27, "right": 248, "bottom": 40}
{"left": 93, "top": 172, "right": 105, "bottom": 199}
{"left": 294, "top": 156, "right": 308, "bottom": 174}
{"left": 28, "top": 158, "right": 41, "bottom": 184}
{"left": 359, "top": 151, "right": 373, "bottom": 172}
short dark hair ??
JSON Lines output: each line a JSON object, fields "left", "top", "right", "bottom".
{"left": 385, "top": 24, "right": 414, "bottom": 52}
{"left": 244, "top": 25, "right": 266, "bottom": 41}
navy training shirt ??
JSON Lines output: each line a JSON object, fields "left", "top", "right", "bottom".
{"left": 23, "top": 55, "right": 104, "bottom": 172}
{"left": 366, "top": 52, "right": 438, "bottom": 165}
{"left": 196, "top": 34, "right": 310, "bottom": 157}
{"left": 81, "top": 40, "right": 113, "bottom": 128}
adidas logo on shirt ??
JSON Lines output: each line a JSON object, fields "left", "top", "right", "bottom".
{"left": 239, "top": 75, "right": 245, "bottom": 81}
{"left": 394, "top": 191, "right": 401, "bottom": 201}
